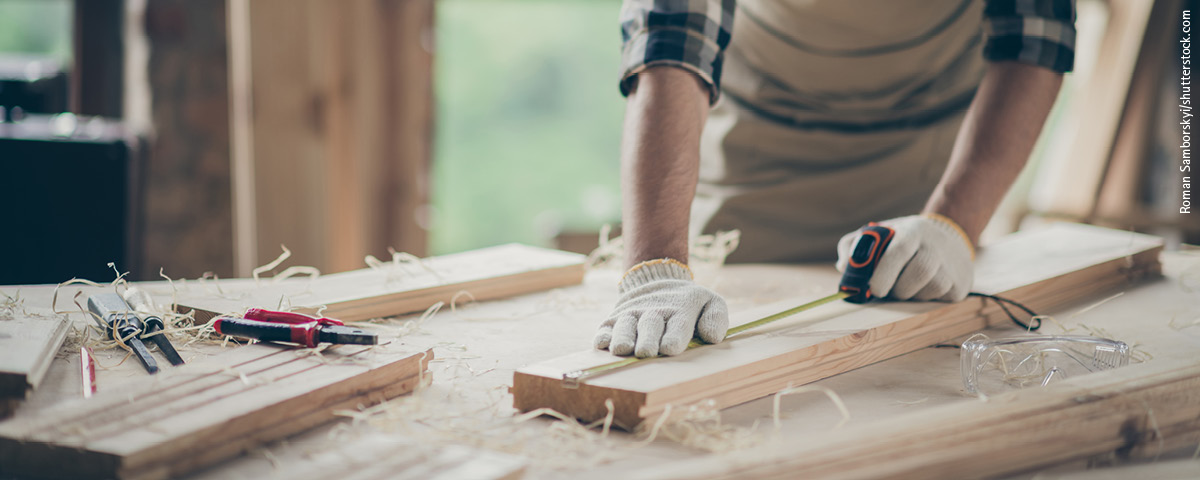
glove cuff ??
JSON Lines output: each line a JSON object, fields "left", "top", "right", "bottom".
{"left": 619, "top": 258, "right": 693, "bottom": 292}
{"left": 921, "top": 212, "right": 976, "bottom": 260}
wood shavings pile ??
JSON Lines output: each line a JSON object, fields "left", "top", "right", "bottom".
{"left": 0, "top": 289, "right": 40, "bottom": 321}
{"left": 586, "top": 224, "right": 741, "bottom": 270}
{"left": 635, "top": 399, "right": 766, "bottom": 453}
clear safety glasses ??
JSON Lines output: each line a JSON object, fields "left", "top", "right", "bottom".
{"left": 961, "top": 335, "right": 1131, "bottom": 396}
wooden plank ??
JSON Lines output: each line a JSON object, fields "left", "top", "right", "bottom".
{"left": 175, "top": 243, "right": 585, "bottom": 323}
{"left": 0, "top": 343, "right": 432, "bottom": 480}
{"left": 643, "top": 356, "right": 1200, "bottom": 480}
{"left": 276, "top": 433, "right": 527, "bottom": 480}
{"left": 0, "top": 304, "right": 71, "bottom": 418}
{"left": 1095, "top": 0, "right": 1178, "bottom": 222}
{"left": 513, "top": 223, "right": 1164, "bottom": 429}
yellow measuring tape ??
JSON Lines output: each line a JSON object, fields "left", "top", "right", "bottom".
{"left": 562, "top": 291, "right": 851, "bottom": 388}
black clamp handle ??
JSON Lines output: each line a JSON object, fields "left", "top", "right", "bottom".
{"left": 838, "top": 223, "right": 895, "bottom": 304}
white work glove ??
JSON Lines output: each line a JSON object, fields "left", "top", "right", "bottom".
{"left": 594, "top": 259, "right": 729, "bottom": 358}
{"left": 836, "top": 214, "right": 975, "bottom": 302}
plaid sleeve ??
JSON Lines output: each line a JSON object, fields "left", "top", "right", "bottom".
{"left": 619, "top": 0, "right": 735, "bottom": 105}
{"left": 984, "top": 0, "right": 1076, "bottom": 73}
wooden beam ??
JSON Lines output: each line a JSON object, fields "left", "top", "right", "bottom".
{"left": 0, "top": 343, "right": 432, "bottom": 479}
{"left": 1096, "top": 0, "right": 1181, "bottom": 223}
{"left": 228, "top": 0, "right": 258, "bottom": 278}
{"left": 643, "top": 357, "right": 1200, "bottom": 479}
{"left": 174, "top": 243, "right": 586, "bottom": 323}
{"left": 513, "top": 223, "right": 1164, "bottom": 429}
{"left": 138, "top": 0, "right": 235, "bottom": 279}
{"left": 1028, "top": 0, "right": 1156, "bottom": 219}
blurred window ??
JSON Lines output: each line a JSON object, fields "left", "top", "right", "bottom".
{"left": 431, "top": 0, "right": 624, "bottom": 254}
{"left": 0, "top": 0, "right": 72, "bottom": 64}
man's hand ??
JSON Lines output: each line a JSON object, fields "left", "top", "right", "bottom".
{"left": 594, "top": 259, "right": 728, "bottom": 358}
{"left": 836, "top": 214, "right": 974, "bottom": 302}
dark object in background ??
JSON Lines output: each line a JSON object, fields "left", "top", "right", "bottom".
{"left": 0, "top": 113, "right": 138, "bottom": 285}
{"left": 0, "top": 55, "right": 70, "bottom": 114}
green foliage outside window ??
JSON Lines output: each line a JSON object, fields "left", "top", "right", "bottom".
{"left": 431, "top": 0, "right": 624, "bottom": 254}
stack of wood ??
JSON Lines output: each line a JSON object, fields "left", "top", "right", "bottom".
{"left": 0, "top": 343, "right": 431, "bottom": 479}
{"left": 0, "top": 308, "right": 69, "bottom": 419}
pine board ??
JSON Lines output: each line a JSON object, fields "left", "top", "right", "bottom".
{"left": 0, "top": 306, "right": 71, "bottom": 418}
{"left": 513, "top": 223, "right": 1164, "bottom": 429}
{"left": 277, "top": 433, "right": 527, "bottom": 480}
{"left": 644, "top": 356, "right": 1200, "bottom": 480}
{"left": 175, "top": 243, "right": 585, "bottom": 323}
{"left": 0, "top": 343, "right": 432, "bottom": 480}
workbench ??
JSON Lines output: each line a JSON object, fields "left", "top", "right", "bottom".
{"left": 7, "top": 250, "right": 1200, "bottom": 479}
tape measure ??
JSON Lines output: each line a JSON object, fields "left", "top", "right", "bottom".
{"left": 562, "top": 223, "right": 896, "bottom": 388}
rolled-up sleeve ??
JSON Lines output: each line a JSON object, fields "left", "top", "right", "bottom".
{"left": 984, "top": 0, "right": 1076, "bottom": 73}
{"left": 619, "top": 0, "right": 736, "bottom": 104}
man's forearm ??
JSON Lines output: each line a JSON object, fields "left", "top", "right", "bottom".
{"left": 924, "top": 62, "right": 1063, "bottom": 244}
{"left": 621, "top": 67, "right": 711, "bottom": 268}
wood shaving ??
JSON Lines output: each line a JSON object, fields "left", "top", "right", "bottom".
{"left": 640, "top": 399, "right": 764, "bottom": 452}
{"left": 586, "top": 224, "right": 742, "bottom": 270}
{"left": 772, "top": 384, "right": 850, "bottom": 431}
{"left": 252, "top": 245, "right": 292, "bottom": 284}
{"left": 366, "top": 248, "right": 442, "bottom": 284}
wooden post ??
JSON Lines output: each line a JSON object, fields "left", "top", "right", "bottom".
{"left": 137, "top": 0, "right": 236, "bottom": 278}
{"left": 229, "top": 0, "right": 433, "bottom": 276}
{"left": 73, "top": 0, "right": 125, "bottom": 117}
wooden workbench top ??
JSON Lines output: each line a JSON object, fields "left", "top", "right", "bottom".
{"left": 5, "top": 250, "right": 1199, "bottom": 479}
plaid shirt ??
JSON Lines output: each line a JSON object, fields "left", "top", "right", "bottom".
{"left": 620, "top": 0, "right": 1076, "bottom": 104}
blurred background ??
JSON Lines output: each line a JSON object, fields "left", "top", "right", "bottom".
{"left": 0, "top": 0, "right": 1196, "bottom": 284}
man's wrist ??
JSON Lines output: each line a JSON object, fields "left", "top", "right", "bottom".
{"left": 620, "top": 258, "right": 693, "bottom": 291}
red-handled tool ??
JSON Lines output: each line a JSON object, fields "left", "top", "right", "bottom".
{"left": 214, "top": 309, "right": 377, "bottom": 348}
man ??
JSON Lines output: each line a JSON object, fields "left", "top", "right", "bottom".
{"left": 594, "top": 0, "right": 1075, "bottom": 358}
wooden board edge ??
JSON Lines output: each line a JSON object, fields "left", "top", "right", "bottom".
{"left": 26, "top": 314, "right": 72, "bottom": 391}
{"left": 178, "top": 257, "right": 586, "bottom": 324}
{"left": 325, "top": 262, "right": 586, "bottom": 320}
{"left": 511, "top": 369, "right": 646, "bottom": 431}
